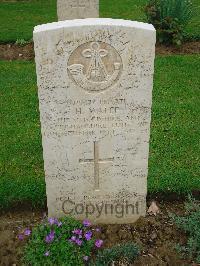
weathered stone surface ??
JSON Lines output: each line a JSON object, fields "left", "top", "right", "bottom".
{"left": 57, "top": 0, "right": 99, "bottom": 21}
{"left": 33, "top": 19, "right": 156, "bottom": 224}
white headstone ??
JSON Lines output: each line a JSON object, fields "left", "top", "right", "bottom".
{"left": 34, "top": 19, "right": 156, "bottom": 224}
{"left": 57, "top": 0, "right": 99, "bottom": 21}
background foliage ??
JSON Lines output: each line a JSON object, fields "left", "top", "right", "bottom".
{"left": 0, "top": 0, "right": 199, "bottom": 43}
{"left": 171, "top": 197, "right": 200, "bottom": 263}
{"left": 145, "top": 0, "right": 194, "bottom": 45}
{"left": 93, "top": 243, "right": 140, "bottom": 265}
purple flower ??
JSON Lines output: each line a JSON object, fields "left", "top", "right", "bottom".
{"left": 18, "top": 234, "right": 24, "bottom": 240}
{"left": 44, "top": 251, "right": 50, "bottom": 257}
{"left": 24, "top": 229, "right": 31, "bottom": 236}
{"left": 75, "top": 239, "right": 83, "bottom": 246}
{"left": 84, "top": 231, "right": 92, "bottom": 241}
{"left": 72, "top": 229, "right": 82, "bottom": 235}
{"left": 48, "top": 217, "right": 58, "bottom": 225}
{"left": 83, "top": 219, "right": 91, "bottom": 227}
{"left": 57, "top": 221, "right": 62, "bottom": 227}
{"left": 83, "top": 256, "right": 89, "bottom": 261}
{"left": 45, "top": 231, "right": 55, "bottom": 243}
{"left": 69, "top": 235, "right": 76, "bottom": 242}
{"left": 48, "top": 217, "right": 62, "bottom": 227}
{"left": 95, "top": 239, "right": 103, "bottom": 248}
{"left": 95, "top": 228, "right": 101, "bottom": 232}
{"left": 54, "top": 218, "right": 59, "bottom": 225}
{"left": 48, "top": 217, "right": 55, "bottom": 225}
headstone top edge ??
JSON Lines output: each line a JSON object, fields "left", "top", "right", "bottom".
{"left": 33, "top": 18, "right": 155, "bottom": 34}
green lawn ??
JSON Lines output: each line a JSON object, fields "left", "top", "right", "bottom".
{"left": 0, "top": 55, "right": 200, "bottom": 210}
{"left": 0, "top": 0, "right": 199, "bottom": 43}
{"left": 0, "top": 61, "right": 45, "bottom": 209}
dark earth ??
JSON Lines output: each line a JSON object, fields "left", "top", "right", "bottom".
{"left": 0, "top": 198, "right": 199, "bottom": 266}
{"left": 0, "top": 41, "right": 200, "bottom": 61}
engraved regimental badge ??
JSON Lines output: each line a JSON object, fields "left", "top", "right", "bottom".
{"left": 68, "top": 42, "right": 122, "bottom": 92}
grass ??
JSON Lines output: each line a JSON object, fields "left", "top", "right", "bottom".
{"left": 0, "top": 0, "right": 199, "bottom": 43}
{"left": 149, "top": 55, "right": 200, "bottom": 193}
{"left": 0, "top": 61, "right": 45, "bottom": 209}
{"left": 0, "top": 0, "right": 57, "bottom": 43}
{"left": 0, "top": 55, "right": 200, "bottom": 210}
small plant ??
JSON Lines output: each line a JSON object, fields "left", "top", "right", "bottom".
{"left": 171, "top": 196, "right": 200, "bottom": 263}
{"left": 145, "top": 0, "right": 193, "bottom": 46}
{"left": 93, "top": 242, "right": 140, "bottom": 265}
{"left": 19, "top": 217, "right": 103, "bottom": 265}
{"left": 15, "top": 39, "right": 30, "bottom": 46}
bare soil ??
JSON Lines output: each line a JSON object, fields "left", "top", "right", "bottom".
{"left": 0, "top": 41, "right": 199, "bottom": 61}
{"left": 0, "top": 200, "right": 197, "bottom": 266}
{"left": 156, "top": 41, "right": 200, "bottom": 55}
{"left": 0, "top": 43, "right": 34, "bottom": 61}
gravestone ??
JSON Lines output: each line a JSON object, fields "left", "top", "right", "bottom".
{"left": 57, "top": 0, "right": 99, "bottom": 21}
{"left": 33, "top": 18, "right": 156, "bottom": 224}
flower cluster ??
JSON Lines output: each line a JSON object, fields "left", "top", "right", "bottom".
{"left": 17, "top": 228, "right": 31, "bottom": 241}
{"left": 20, "top": 217, "right": 103, "bottom": 263}
{"left": 43, "top": 218, "right": 103, "bottom": 261}
{"left": 43, "top": 217, "right": 64, "bottom": 256}
{"left": 68, "top": 219, "right": 103, "bottom": 262}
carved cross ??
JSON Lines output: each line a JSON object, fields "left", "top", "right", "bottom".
{"left": 79, "top": 141, "right": 114, "bottom": 190}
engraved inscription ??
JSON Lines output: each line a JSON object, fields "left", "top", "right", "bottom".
{"left": 57, "top": 0, "right": 99, "bottom": 20}
{"left": 70, "top": 0, "right": 85, "bottom": 8}
{"left": 79, "top": 141, "right": 114, "bottom": 190}
{"left": 68, "top": 42, "right": 123, "bottom": 92}
{"left": 70, "top": 0, "right": 85, "bottom": 17}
